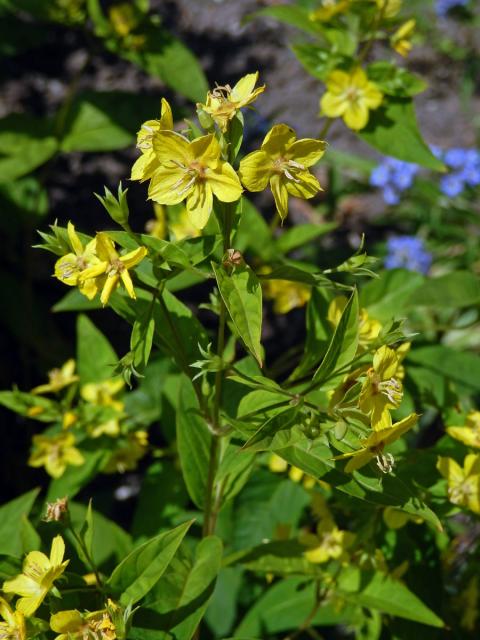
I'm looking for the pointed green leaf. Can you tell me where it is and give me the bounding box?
[312,289,359,385]
[0,489,40,556]
[107,519,193,606]
[77,314,118,383]
[176,379,211,509]
[213,263,263,366]
[358,98,445,170]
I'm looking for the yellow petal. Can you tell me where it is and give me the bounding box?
[3,574,42,598]
[25,550,51,575]
[159,97,173,130]
[320,91,347,118]
[286,139,326,167]
[285,170,321,199]
[238,150,272,191]
[345,449,374,472]
[120,246,147,269]
[325,70,350,93]
[100,274,120,306]
[64,447,85,466]
[54,254,80,286]
[50,610,84,633]
[16,595,44,617]
[261,124,297,157]
[131,150,158,182]
[350,66,368,88]
[79,277,99,300]
[191,133,221,163]
[343,101,369,131]
[380,413,418,446]
[305,545,330,564]
[370,400,393,432]
[270,174,289,220]
[120,269,136,299]
[67,222,83,256]
[207,161,243,202]
[437,456,463,485]
[50,535,65,565]
[363,82,383,109]
[96,233,118,263]
[148,164,191,205]
[231,72,258,102]
[152,130,191,165]
[78,261,108,281]
[186,182,213,229]
[373,346,398,379]
[447,427,480,448]
[464,453,480,476]
[268,454,288,473]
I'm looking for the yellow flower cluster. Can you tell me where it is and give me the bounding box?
[54,223,147,306]
[131,75,326,224]
[438,410,480,515]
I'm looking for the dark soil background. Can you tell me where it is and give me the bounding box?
[1,0,479,501]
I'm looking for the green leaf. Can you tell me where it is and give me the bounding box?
[235,577,358,636]
[408,271,480,308]
[60,91,162,152]
[0,114,57,182]
[407,345,480,393]
[250,6,321,35]
[135,536,223,640]
[290,288,331,380]
[312,289,359,385]
[224,539,313,576]
[111,24,208,102]
[176,379,211,509]
[215,443,255,506]
[358,98,445,170]
[69,501,132,568]
[367,62,427,98]
[336,566,444,628]
[52,289,102,312]
[242,408,302,452]
[205,568,243,638]
[76,314,118,383]
[361,269,424,323]
[0,390,60,422]
[107,519,193,606]
[0,489,39,556]
[213,263,263,367]
[131,313,155,375]
[276,223,337,254]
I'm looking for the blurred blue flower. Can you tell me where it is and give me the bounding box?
[437,147,480,196]
[370,157,418,205]
[436,0,468,17]
[385,236,432,274]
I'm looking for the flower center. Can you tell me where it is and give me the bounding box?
[376,452,395,474]
[170,160,208,196]
[107,259,125,276]
[449,479,474,505]
[369,370,402,406]
[345,85,361,104]
[272,157,306,182]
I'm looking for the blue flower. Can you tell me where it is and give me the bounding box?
[436,146,480,196]
[370,157,418,205]
[436,0,468,17]
[385,236,432,274]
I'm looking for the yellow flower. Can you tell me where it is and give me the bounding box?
[170,207,202,241]
[62,411,77,429]
[103,431,148,473]
[148,132,243,229]
[54,222,101,300]
[239,124,325,221]
[50,608,116,640]
[0,597,26,640]
[447,411,480,449]
[334,413,418,473]
[301,519,354,564]
[81,378,124,411]
[437,453,480,514]
[391,19,415,57]
[268,453,288,473]
[78,233,147,306]
[328,296,381,348]
[31,359,79,395]
[131,98,173,182]
[262,276,311,314]
[375,0,402,18]
[320,67,383,131]
[29,432,84,478]
[198,72,265,132]
[145,203,167,239]
[309,0,351,22]
[3,536,69,616]
[359,345,403,431]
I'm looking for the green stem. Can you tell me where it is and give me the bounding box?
[68,525,104,592]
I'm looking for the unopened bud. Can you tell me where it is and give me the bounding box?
[44,496,69,522]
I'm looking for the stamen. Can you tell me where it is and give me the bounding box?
[284,169,301,182]
[176,174,196,196]
[376,452,395,474]
[288,159,306,170]
[378,378,402,406]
